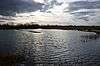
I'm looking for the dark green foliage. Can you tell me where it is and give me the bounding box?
[0,24,100,32]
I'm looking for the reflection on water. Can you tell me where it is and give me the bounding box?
[0,29,100,66]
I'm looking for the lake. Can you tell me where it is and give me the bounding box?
[0,29,100,66]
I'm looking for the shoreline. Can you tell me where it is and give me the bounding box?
[0,24,100,33]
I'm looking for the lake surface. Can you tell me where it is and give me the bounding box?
[0,29,100,66]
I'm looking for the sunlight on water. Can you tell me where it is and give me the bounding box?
[0,30,100,66]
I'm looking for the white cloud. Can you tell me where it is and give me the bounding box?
[34,0,45,3]
[1,0,100,26]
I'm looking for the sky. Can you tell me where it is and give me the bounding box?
[0,0,100,26]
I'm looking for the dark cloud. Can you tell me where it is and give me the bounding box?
[69,1,100,11]
[0,21,6,22]
[70,11,96,16]
[68,1,100,21]
[0,0,44,16]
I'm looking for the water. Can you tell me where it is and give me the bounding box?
[0,29,100,66]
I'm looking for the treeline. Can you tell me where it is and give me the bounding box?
[0,23,100,31]
[0,23,40,29]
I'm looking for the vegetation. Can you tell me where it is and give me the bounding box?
[0,23,99,29]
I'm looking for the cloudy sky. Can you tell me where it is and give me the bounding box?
[0,0,100,26]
